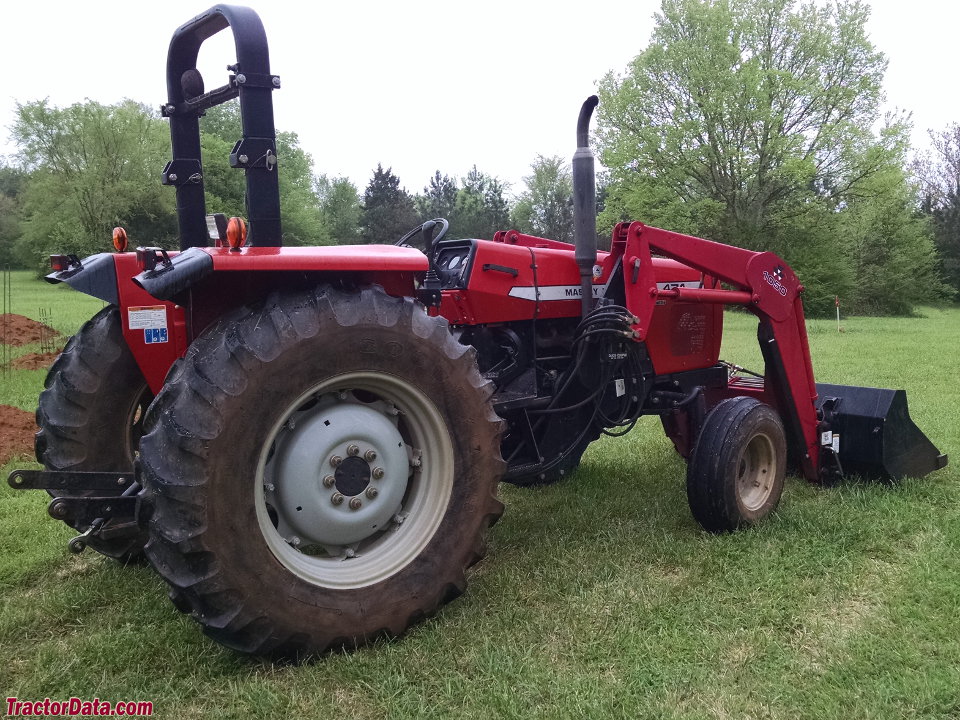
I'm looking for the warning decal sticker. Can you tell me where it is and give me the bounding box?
[128,305,169,344]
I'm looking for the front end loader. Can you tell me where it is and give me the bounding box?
[8,4,947,657]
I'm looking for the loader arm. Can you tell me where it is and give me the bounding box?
[619,221,821,480]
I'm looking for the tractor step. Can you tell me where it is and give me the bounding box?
[815,383,948,481]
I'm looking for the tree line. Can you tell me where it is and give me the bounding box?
[1,0,957,315]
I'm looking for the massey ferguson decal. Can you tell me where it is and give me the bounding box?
[508,285,607,301]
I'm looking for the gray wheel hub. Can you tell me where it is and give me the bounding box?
[264,393,409,546]
[256,371,454,590]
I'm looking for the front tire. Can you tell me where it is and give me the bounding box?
[686,397,786,533]
[140,286,504,657]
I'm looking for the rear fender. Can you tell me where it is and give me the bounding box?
[47,252,186,393]
[133,245,429,301]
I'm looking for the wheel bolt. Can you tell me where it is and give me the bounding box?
[366,487,379,499]
[349,497,362,510]
[372,467,385,480]
[322,475,335,488]
[290,536,301,547]
[364,449,377,462]
[347,444,360,456]
[330,455,343,467]
[331,492,344,506]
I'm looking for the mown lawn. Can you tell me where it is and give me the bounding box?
[1,270,958,720]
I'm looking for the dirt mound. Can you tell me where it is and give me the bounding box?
[12,351,61,370]
[1,314,60,347]
[0,404,36,465]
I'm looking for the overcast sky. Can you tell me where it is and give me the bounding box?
[2,0,958,197]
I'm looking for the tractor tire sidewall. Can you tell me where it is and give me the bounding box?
[141,287,504,655]
[686,397,786,533]
[35,306,151,560]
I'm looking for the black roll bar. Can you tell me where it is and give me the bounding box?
[161,4,282,249]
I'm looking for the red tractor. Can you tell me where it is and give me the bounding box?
[9,5,946,657]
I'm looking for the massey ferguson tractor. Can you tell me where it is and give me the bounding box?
[8,5,947,657]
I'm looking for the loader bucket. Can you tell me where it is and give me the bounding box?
[816,383,948,481]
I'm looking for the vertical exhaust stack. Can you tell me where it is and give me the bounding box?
[573,95,599,318]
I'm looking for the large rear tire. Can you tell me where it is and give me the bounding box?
[35,306,152,561]
[686,397,786,533]
[139,286,504,657]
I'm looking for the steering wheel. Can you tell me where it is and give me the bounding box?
[394,218,449,254]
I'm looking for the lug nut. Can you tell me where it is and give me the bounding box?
[365,487,379,499]
[364,449,377,462]
[331,492,344,506]
[330,455,343,468]
[322,475,335,488]
[290,536,301,547]
[372,467,385,480]
[347,444,360,457]
[349,497,362,510]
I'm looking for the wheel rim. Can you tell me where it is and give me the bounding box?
[124,384,153,462]
[736,432,776,512]
[255,371,454,589]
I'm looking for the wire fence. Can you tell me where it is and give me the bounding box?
[1,266,10,376]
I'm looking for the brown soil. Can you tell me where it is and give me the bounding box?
[12,351,61,370]
[1,314,60,347]
[0,404,36,466]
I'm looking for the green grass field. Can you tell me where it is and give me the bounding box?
[2,270,958,720]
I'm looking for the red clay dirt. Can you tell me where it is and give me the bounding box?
[0,404,36,466]
[11,351,61,370]
[0,314,59,347]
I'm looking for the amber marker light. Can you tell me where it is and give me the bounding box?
[227,216,247,251]
[113,227,129,252]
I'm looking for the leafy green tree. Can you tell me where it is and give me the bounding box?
[275,130,326,246]
[0,163,26,268]
[596,0,943,313]
[12,99,175,272]
[417,171,458,220]
[448,166,510,239]
[915,123,960,293]
[317,175,361,245]
[599,0,887,243]
[361,164,417,243]
[510,155,573,243]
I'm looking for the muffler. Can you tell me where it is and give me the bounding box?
[816,383,948,481]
